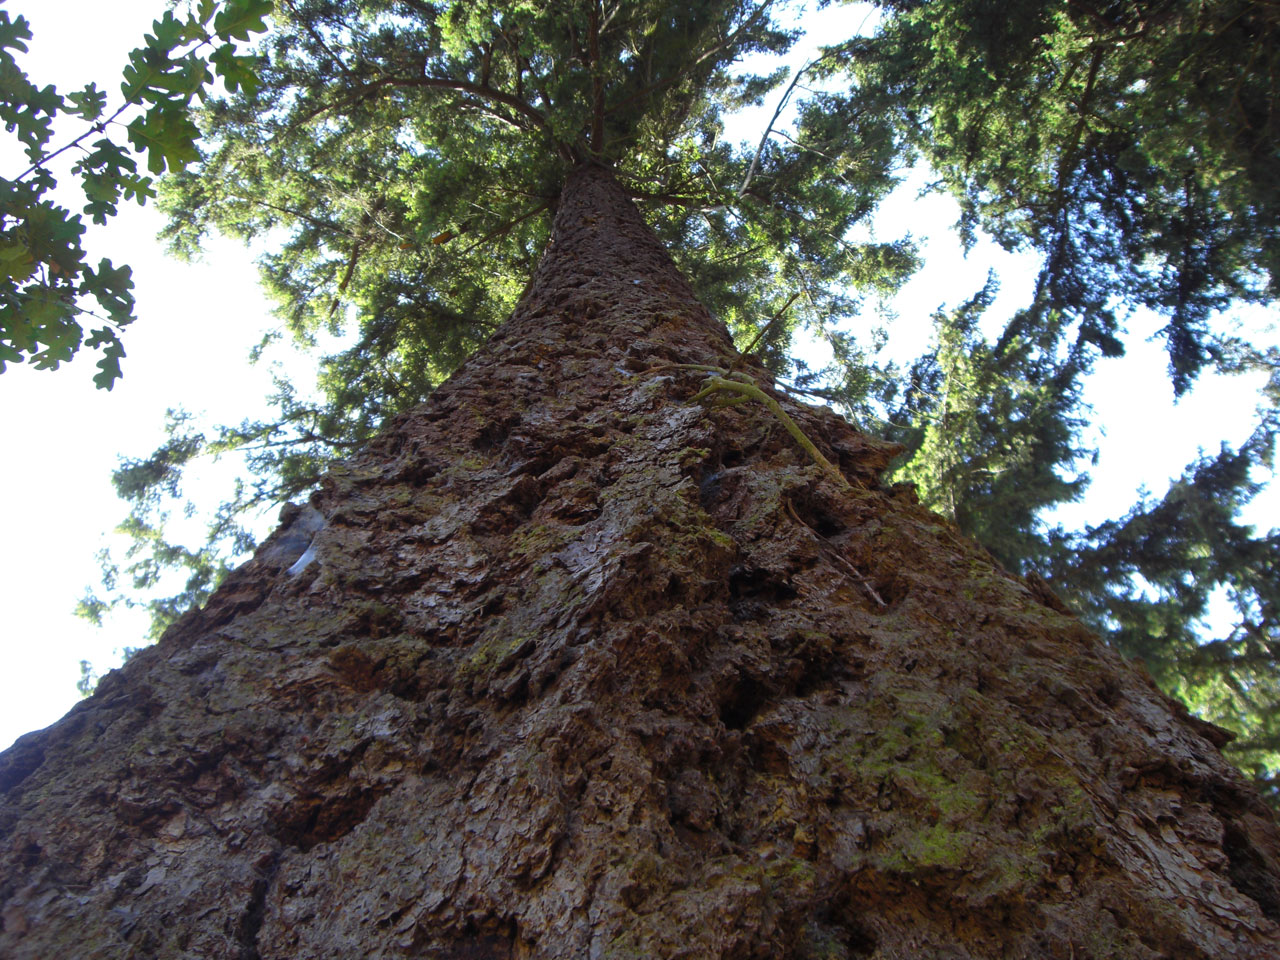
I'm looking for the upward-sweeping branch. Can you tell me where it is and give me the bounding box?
[380,74,558,140]
[588,0,605,156]
[293,70,574,161]
[602,0,777,120]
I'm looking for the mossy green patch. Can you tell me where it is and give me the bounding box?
[764,855,817,894]
[509,522,579,563]
[677,446,711,468]
[460,619,536,682]
[880,822,981,872]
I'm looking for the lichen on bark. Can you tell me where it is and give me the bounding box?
[2,163,1279,959]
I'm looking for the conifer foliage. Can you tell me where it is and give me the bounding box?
[842,0,1280,390]
[830,0,1280,792]
[3,3,1280,951]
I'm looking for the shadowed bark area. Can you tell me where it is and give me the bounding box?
[2,164,1279,959]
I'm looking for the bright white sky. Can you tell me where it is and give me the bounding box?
[1,0,1275,752]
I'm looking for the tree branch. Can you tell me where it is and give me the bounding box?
[232,195,356,239]
[603,0,775,120]
[373,74,554,135]
[15,102,131,182]
[588,0,605,156]
[739,66,807,198]
[458,200,552,256]
[621,181,719,210]
[293,67,572,161]
[738,42,854,198]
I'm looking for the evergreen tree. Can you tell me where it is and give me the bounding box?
[823,0,1280,787]
[3,2,1280,954]
[44,0,1278,801]
[5,96,1280,960]
[52,0,1279,801]
[87,0,915,636]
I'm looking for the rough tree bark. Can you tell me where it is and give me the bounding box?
[2,163,1279,959]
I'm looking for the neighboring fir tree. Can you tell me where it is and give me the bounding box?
[823,0,1280,788]
[840,0,1278,391]
[1043,413,1280,798]
[877,273,1090,571]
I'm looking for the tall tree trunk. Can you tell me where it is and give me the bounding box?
[3,163,1279,959]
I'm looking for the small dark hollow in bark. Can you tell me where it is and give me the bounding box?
[1224,822,1280,921]
[719,670,772,731]
[272,786,384,852]
[790,490,847,538]
[728,565,798,605]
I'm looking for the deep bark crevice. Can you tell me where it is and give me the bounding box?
[236,848,281,960]
[1223,820,1280,921]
